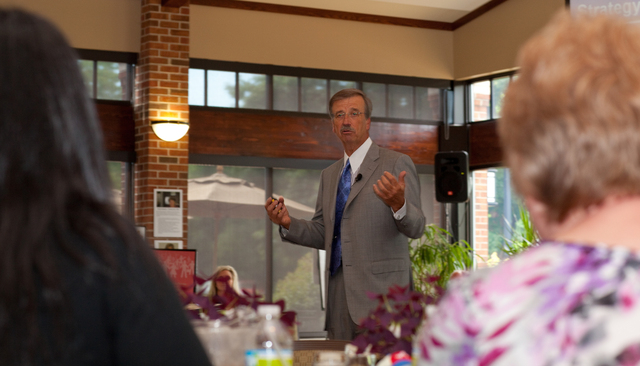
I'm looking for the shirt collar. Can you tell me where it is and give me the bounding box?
[343,137,372,177]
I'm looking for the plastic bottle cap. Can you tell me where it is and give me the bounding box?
[257,304,281,316]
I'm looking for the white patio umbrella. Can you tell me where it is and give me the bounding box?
[188,171,315,271]
[188,172,315,219]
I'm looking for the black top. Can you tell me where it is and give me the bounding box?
[37,234,213,366]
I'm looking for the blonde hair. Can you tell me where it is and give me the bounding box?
[209,265,242,297]
[499,11,640,223]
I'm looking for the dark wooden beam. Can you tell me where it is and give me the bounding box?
[162,0,189,8]
[191,0,453,31]
[95,101,135,153]
[189,108,438,165]
[452,0,510,30]
[469,120,503,168]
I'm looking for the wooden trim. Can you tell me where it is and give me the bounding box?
[452,0,510,30]
[468,120,503,167]
[162,0,189,7]
[75,48,138,64]
[191,0,453,30]
[293,340,350,351]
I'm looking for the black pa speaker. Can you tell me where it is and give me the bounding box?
[435,151,469,203]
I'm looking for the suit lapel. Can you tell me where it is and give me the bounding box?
[346,143,380,207]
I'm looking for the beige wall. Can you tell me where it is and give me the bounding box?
[0,0,140,52]
[0,0,567,81]
[191,5,454,79]
[453,0,565,80]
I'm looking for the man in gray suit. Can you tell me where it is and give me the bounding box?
[265,88,426,340]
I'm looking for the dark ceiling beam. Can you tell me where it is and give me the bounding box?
[191,0,454,31]
[192,0,510,31]
[452,0,510,30]
[162,0,189,8]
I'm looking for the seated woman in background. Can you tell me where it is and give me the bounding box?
[209,265,243,309]
[417,11,640,365]
[0,9,210,365]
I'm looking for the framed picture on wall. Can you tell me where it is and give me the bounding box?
[154,240,183,250]
[153,249,196,294]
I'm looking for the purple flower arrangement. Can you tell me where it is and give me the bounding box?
[351,279,443,357]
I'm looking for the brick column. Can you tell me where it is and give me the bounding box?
[134,0,190,247]
[473,171,489,268]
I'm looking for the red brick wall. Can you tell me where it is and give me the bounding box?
[473,170,489,268]
[134,0,190,247]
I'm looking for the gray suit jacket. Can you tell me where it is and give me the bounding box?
[282,143,426,323]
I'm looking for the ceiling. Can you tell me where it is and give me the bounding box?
[235,0,495,23]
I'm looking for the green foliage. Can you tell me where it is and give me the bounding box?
[273,252,318,311]
[502,203,540,257]
[487,168,523,257]
[106,161,123,190]
[409,224,474,297]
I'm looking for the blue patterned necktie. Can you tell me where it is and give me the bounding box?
[330,159,351,276]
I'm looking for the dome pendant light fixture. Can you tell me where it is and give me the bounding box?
[151,120,189,142]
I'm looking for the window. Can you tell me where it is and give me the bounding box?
[330,80,357,97]
[470,80,490,122]
[207,70,236,108]
[363,82,386,117]
[388,84,414,119]
[416,87,442,121]
[77,56,134,102]
[472,167,526,268]
[301,78,327,113]
[188,59,448,123]
[188,69,205,106]
[239,73,267,109]
[468,73,516,122]
[492,77,510,119]
[107,161,127,215]
[273,75,299,112]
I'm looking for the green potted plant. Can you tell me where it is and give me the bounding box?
[502,203,540,257]
[349,225,475,360]
[409,224,474,298]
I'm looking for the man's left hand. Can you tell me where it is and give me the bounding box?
[373,171,406,212]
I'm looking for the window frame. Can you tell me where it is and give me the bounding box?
[466,71,517,123]
[76,48,137,102]
[189,59,451,125]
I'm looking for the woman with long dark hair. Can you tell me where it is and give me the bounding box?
[0,9,211,365]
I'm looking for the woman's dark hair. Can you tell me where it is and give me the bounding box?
[0,9,145,363]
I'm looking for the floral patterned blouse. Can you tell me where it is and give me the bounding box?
[415,241,640,366]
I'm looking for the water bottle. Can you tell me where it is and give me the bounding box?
[245,304,293,366]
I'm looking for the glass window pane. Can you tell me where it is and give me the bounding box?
[416,87,442,121]
[273,167,322,334]
[273,75,299,112]
[301,78,327,114]
[329,80,357,97]
[492,77,510,119]
[472,167,526,268]
[418,173,437,228]
[238,73,267,110]
[78,60,94,98]
[470,80,490,122]
[188,165,267,295]
[207,70,236,108]
[96,61,129,101]
[188,69,205,106]
[389,84,414,119]
[363,82,386,117]
[107,161,125,214]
